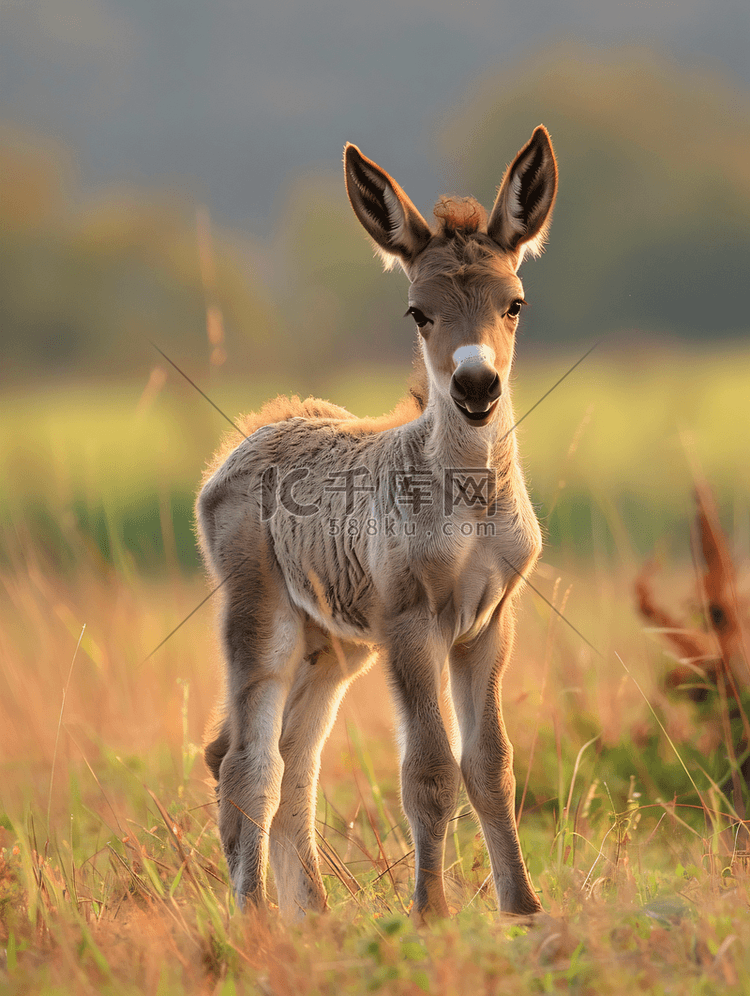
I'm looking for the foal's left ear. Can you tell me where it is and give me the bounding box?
[487,126,558,268]
[344,143,432,271]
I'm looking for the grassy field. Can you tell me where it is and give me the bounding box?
[2,342,749,571]
[1,344,749,993]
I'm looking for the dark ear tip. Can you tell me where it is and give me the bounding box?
[344,142,362,163]
[531,124,552,146]
[529,125,557,181]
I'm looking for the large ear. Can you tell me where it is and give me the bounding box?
[344,143,432,271]
[487,126,558,268]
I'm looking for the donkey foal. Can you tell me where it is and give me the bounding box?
[198,126,558,923]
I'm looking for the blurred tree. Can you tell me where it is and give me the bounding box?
[0,129,279,383]
[435,43,750,345]
[5,44,749,388]
[269,172,412,379]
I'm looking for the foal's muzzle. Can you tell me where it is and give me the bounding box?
[450,362,502,427]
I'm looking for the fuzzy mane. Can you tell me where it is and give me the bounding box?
[200,350,430,490]
[433,196,487,235]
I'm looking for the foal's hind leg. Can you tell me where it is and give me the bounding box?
[270,641,375,918]
[449,608,542,916]
[215,567,304,909]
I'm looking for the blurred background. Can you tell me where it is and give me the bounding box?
[1,1,749,572]
[2,4,750,927]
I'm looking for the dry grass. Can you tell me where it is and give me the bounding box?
[2,353,750,993]
[2,533,750,994]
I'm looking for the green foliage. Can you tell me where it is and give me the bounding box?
[4,47,749,392]
[0,131,279,383]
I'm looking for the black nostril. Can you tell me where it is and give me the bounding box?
[449,375,468,403]
[450,365,501,410]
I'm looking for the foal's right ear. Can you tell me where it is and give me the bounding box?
[344,144,432,271]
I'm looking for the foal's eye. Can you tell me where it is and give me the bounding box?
[506,299,525,319]
[405,307,432,329]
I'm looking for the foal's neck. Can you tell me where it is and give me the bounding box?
[419,389,519,480]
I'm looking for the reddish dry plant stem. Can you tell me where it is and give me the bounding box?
[636,483,748,699]
[636,482,750,843]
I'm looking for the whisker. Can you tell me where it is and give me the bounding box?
[148,340,248,439]
[502,555,604,659]
[499,334,610,445]
[141,563,242,664]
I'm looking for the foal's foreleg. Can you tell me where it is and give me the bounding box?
[449,609,542,915]
[216,588,303,909]
[386,619,460,924]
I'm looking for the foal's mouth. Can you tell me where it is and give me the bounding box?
[453,398,499,427]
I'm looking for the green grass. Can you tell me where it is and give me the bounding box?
[1,541,749,994]
[2,612,749,996]
[1,344,750,993]
[2,343,749,572]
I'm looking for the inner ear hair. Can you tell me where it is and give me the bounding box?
[487,126,558,263]
[344,143,431,268]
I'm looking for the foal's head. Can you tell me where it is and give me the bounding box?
[344,127,558,428]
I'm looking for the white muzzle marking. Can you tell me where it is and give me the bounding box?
[452,344,496,371]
